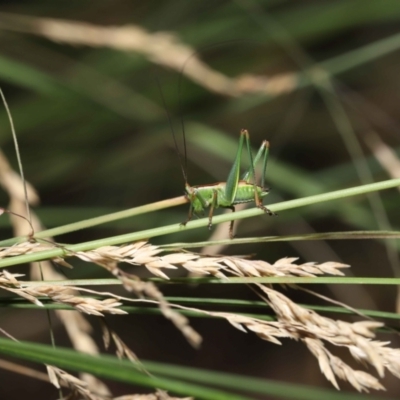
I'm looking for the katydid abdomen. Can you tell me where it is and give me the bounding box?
[231,181,269,204]
[187,182,269,212]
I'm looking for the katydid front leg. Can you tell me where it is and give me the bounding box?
[180,201,193,227]
[182,186,208,227]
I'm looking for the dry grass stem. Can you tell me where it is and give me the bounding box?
[0,359,51,384]
[163,289,394,392]
[0,270,126,316]
[47,365,104,400]
[305,338,385,392]
[256,286,396,391]
[364,132,400,181]
[77,242,399,391]
[100,320,147,373]
[0,148,39,206]
[49,365,192,400]
[118,277,201,348]
[74,241,349,280]
[114,390,193,400]
[1,239,400,391]
[0,138,111,394]
[0,12,297,98]
[0,240,57,258]
[79,245,202,349]
[0,240,203,348]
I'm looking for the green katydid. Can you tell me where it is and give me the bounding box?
[158,50,275,238]
[177,128,275,238]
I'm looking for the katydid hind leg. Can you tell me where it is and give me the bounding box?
[260,140,270,189]
[242,139,269,186]
[243,129,257,185]
[258,141,276,216]
[242,130,267,212]
[242,137,276,216]
[252,187,275,216]
[258,201,275,216]
[224,130,246,204]
[227,205,236,239]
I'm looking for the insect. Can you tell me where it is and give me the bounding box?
[178,128,275,238]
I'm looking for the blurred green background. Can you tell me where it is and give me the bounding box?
[1,0,400,398]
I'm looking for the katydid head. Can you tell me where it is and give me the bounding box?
[184,183,194,199]
[184,183,205,215]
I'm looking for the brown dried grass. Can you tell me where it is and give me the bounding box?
[1,239,400,392]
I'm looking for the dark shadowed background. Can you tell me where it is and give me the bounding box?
[0,1,400,398]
